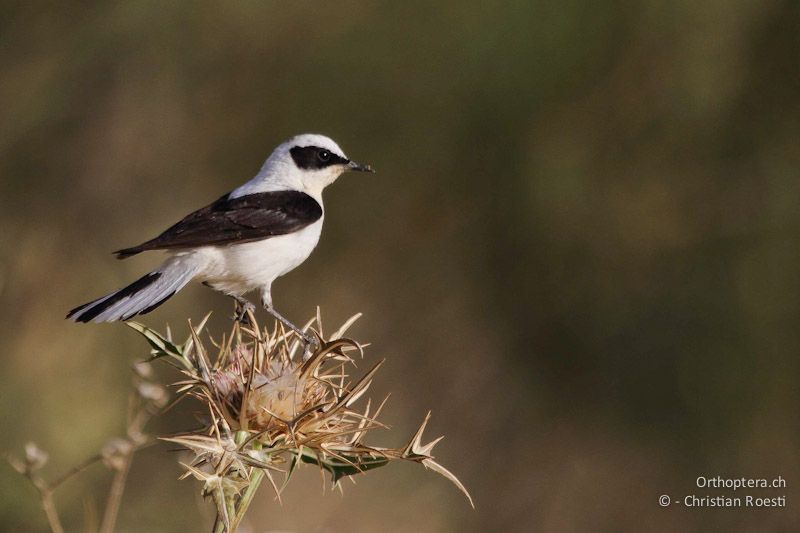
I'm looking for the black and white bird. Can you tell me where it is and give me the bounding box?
[67,133,373,337]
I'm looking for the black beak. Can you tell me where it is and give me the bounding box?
[346,160,375,173]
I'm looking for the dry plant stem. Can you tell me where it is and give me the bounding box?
[99,396,153,533]
[49,454,103,490]
[11,333,168,532]
[38,490,63,533]
[29,476,64,533]
[19,440,154,533]
[99,452,133,533]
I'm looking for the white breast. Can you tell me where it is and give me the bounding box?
[189,218,324,296]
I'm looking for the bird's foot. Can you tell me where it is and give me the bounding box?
[301,332,320,360]
[232,299,256,325]
[283,322,317,349]
[264,305,319,356]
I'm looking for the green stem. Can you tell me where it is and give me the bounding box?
[228,435,265,532]
[228,469,264,532]
[211,433,266,532]
[212,491,228,533]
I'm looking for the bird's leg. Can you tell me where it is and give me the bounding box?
[264,305,318,349]
[230,294,256,324]
[259,288,318,357]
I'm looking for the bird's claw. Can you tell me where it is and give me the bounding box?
[304,332,319,347]
[301,334,319,359]
[232,301,256,324]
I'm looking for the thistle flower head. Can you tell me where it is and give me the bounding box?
[127,310,472,529]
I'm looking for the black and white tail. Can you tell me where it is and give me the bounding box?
[67,260,197,323]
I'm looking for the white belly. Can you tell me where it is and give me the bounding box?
[187,219,323,296]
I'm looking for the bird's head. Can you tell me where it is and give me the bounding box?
[261,134,373,196]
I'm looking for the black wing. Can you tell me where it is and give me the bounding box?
[115,190,322,258]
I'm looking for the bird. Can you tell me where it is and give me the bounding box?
[67,133,373,340]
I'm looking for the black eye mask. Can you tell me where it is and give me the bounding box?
[290,145,348,170]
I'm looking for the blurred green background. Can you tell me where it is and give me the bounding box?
[2,1,799,531]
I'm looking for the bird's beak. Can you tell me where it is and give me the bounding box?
[346,160,375,173]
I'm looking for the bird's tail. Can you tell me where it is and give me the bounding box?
[67,259,198,323]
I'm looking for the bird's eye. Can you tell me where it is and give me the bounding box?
[318,150,331,162]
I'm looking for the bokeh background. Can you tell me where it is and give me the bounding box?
[2,1,799,531]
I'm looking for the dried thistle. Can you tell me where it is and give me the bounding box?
[128,310,472,531]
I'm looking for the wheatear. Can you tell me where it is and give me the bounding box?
[67,133,372,339]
